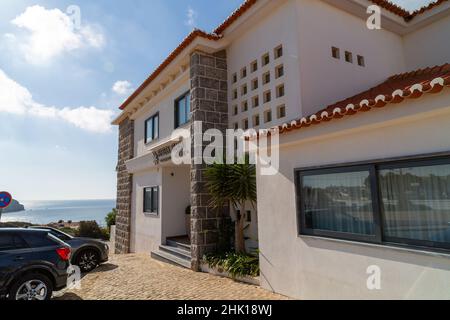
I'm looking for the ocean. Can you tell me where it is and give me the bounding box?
[0,199,116,227]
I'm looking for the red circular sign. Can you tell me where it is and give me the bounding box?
[0,191,12,209]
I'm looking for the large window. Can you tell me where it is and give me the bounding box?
[297,156,450,251]
[144,187,159,215]
[145,113,159,144]
[175,92,191,128]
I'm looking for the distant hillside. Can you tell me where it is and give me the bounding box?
[2,199,25,213]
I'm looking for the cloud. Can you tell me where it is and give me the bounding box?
[8,5,105,65]
[112,80,133,96]
[185,7,198,28]
[0,68,114,133]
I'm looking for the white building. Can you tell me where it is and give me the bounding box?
[113,0,450,299]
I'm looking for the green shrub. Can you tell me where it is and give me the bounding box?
[105,208,117,228]
[77,221,108,240]
[203,251,260,278]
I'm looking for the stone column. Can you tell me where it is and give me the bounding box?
[115,117,134,254]
[190,50,229,271]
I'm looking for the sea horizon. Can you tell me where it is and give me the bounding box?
[1,199,117,226]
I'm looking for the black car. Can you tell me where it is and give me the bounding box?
[29,227,109,273]
[0,228,71,300]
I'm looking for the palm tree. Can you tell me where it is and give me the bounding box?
[205,158,256,253]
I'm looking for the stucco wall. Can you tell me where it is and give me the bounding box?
[130,169,162,253]
[161,166,191,240]
[133,80,190,159]
[403,14,450,70]
[257,93,450,299]
[227,0,302,128]
[295,0,406,118]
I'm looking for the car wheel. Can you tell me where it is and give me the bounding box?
[76,249,99,273]
[9,273,53,301]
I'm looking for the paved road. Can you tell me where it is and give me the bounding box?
[54,253,287,300]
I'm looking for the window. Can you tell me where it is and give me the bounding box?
[262,72,271,85]
[276,84,285,98]
[233,89,238,100]
[145,113,159,143]
[277,104,286,119]
[175,92,191,128]
[233,105,238,116]
[0,233,28,251]
[274,45,283,59]
[241,101,248,112]
[275,64,284,79]
[264,110,272,123]
[232,73,237,83]
[345,51,353,63]
[253,114,260,127]
[251,60,258,73]
[297,156,450,251]
[357,55,365,67]
[241,84,248,96]
[144,187,159,214]
[252,96,260,108]
[263,90,271,103]
[234,122,239,130]
[241,67,247,79]
[252,78,259,91]
[242,118,249,130]
[21,233,56,248]
[262,53,270,66]
[332,47,340,59]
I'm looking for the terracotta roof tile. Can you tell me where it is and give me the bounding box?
[214,0,258,34]
[368,0,449,21]
[259,63,450,138]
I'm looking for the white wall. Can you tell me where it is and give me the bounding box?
[403,14,450,70]
[131,169,162,253]
[161,166,191,240]
[295,0,406,117]
[134,80,190,159]
[227,0,302,129]
[257,93,450,299]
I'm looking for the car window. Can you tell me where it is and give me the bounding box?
[21,232,58,248]
[0,233,16,251]
[49,230,71,241]
[0,233,29,251]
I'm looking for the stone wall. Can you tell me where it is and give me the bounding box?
[115,117,134,254]
[190,50,229,271]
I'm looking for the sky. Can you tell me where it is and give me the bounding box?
[0,0,436,201]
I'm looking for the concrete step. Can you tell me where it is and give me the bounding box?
[151,250,191,269]
[159,244,191,260]
[166,239,191,252]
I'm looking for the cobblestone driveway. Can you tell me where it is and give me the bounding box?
[54,254,287,300]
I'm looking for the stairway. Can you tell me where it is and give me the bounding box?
[151,237,191,269]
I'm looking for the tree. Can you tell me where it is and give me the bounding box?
[105,208,117,229]
[205,158,256,253]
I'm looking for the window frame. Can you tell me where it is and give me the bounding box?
[143,186,159,215]
[145,112,160,144]
[295,153,450,253]
[174,91,191,129]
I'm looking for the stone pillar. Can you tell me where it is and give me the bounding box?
[190,50,229,271]
[115,117,134,254]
